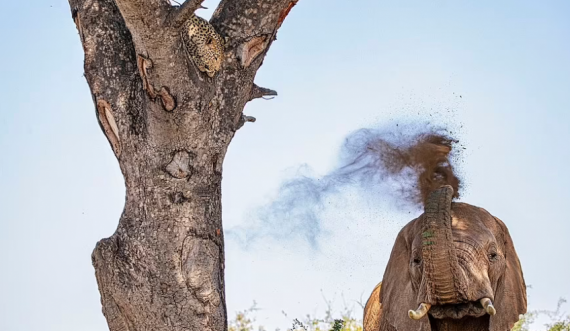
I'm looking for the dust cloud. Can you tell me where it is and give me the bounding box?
[228,121,463,248]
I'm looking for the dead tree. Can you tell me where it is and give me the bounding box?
[67,0,297,330]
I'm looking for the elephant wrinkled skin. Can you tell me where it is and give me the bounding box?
[363,186,526,331]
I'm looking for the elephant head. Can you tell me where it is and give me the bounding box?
[363,186,526,331]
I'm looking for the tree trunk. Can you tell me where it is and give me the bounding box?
[67,0,298,330]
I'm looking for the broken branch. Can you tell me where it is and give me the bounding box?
[244,115,256,122]
[236,114,257,131]
[249,84,278,101]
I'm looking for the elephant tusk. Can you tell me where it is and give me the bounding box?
[480,298,496,316]
[408,303,431,320]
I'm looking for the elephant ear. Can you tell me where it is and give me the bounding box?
[490,217,527,331]
[379,223,430,331]
[363,282,382,331]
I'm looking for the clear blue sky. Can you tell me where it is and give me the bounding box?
[1,0,569,330]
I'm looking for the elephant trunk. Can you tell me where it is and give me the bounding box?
[419,185,467,305]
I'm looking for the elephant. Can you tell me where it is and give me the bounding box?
[363,185,526,331]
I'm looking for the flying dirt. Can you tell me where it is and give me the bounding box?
[358,130,461,207]
[229,121,464,247]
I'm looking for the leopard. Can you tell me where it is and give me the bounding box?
[180,15,225,78]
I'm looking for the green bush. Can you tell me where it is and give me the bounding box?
[512,299,570,331]
[229,298,569,331]
[228,301,362,331]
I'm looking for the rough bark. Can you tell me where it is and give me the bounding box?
[68,0,299,330]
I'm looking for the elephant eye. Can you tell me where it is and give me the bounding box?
[413,257,422,265]
[488,252,498,262]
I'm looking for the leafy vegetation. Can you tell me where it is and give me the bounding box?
[228,301,362,331]
[229,298,569,331]
[512,299,570,331]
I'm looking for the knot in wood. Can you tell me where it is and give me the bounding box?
[166,151,193,179]
[96,99,121,157]
[237,36,268,68]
